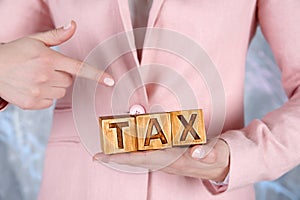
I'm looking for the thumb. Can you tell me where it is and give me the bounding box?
[29,20,76,46]
[190,138,219,163]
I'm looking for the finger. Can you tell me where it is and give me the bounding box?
[105,152,142,165]
[49,71,73,88]
[93,152,139,166]
[93,153,111,163]
[190,138,219,163]
[29,20,76,47]
[43,87,67,100]
[94,151,155,168]
[35,99,54,109]
[21,99,54,110]
[94,149,181,170]
[54,54,115,87]
[161,166,179,175]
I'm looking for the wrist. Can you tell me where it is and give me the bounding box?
[211,138,230,182]
[211,165,230,182]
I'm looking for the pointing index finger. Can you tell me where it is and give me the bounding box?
[55,54,115,87]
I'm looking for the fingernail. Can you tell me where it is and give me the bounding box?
[104,77,115,86]
[192,147,206,159]
[63,21,72,30]
[93,156,100,162]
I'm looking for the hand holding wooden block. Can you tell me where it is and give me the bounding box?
[99,109,206,154]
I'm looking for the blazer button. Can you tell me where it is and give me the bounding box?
[129,104,146,115]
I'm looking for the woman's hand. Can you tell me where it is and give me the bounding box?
[94,138,230,182]
[0,21,114,110]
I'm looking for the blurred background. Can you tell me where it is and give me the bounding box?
[0,28,300,200]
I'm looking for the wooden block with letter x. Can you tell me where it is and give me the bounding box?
[99,115,137,154]
[171,109,206,146]
[136,113,172,151]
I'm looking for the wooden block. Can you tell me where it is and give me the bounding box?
[136,113,172,151]
[171,109,206,146]
[99,115,137,154]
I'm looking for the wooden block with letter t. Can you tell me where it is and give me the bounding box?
[171,109,206,146]
[99,115,137,154]
[136,113,172,151]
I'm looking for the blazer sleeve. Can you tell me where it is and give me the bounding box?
[215,0,300,193]
[0,0,54,42]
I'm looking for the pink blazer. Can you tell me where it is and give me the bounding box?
[1,0,300,199]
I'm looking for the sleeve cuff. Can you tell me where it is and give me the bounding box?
[0,97,9,111]
[209,172,230,186]
[202,179,229,194]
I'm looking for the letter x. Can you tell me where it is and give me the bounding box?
[177,114,200,141]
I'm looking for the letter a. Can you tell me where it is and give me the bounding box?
[144,118,168,146]
[136,113,172,150]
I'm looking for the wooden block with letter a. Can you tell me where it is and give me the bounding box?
[136,113,172,151]
[171,109,206,146]
[99,115,137,154]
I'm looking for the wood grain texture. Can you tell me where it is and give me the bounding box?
[136,113,172,151]
[99,116,137,154]
[171,109,206,146]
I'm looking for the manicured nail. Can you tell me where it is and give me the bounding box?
[192,147,206,159]
[63,21,72,30]
[104,77,115,86]
[93,155,100,162]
